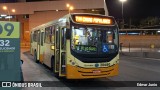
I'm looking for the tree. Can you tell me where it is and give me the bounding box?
[140,17,160,28]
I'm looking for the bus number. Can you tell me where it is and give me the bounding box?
[0,40,10,46]
[0,23,14,36]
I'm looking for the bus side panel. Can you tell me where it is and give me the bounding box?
[66,64,119,79]
[43,44,51,67]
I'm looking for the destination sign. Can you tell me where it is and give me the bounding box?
[75,16,113,25]
[75,45,97,52]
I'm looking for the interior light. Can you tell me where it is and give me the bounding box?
[109,41,112,43]
[108,31,111,34]
[1,14,7,17]
[66,3,70,7]
[51,45,55,50]
[5,16,12,19]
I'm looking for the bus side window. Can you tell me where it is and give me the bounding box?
[56,26,60,49]
[45,27,48,43]
[41,32,44,46]
[37,31,40,45]
[45,27,52,44]
[33,31,38,42]
[61,28,66,50]
[33,31,35,42]
[30,33,33,43]
[51,25,55,44]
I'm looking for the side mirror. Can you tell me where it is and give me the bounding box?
[66,28,70,39]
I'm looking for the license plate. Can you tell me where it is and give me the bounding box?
[93,70,101,73]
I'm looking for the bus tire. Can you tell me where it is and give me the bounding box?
[34,51,39,63]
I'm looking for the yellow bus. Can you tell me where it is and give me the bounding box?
[30,13,119,79]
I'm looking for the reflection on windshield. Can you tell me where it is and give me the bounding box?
[71,25,118,54]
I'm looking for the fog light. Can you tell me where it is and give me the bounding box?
[72,62,75,65]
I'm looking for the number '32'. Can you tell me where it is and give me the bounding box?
[0,40,10,46]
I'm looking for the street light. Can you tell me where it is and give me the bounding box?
[2,6,16,21]
[119,0,127,28]
[66,3,74,14]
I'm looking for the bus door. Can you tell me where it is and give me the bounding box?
[39,30,44,63]
[55,26,66,76]
[59,27,67,76]
[55,25,60,73]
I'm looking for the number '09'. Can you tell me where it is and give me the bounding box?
[0,23,14,36]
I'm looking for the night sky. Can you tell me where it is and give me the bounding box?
[106,0,160,19]
[1,0,160,19]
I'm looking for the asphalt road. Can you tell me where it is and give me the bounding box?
[21,48,160,90]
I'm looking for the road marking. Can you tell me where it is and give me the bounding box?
[143,57,160,61]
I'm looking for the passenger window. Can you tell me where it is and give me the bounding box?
[45,26,52,44]
[41,32,44,46]
[56,26,60,49]
[51,25,55,44]
[61,28,66,50]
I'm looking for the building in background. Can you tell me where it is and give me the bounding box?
[0,0,108,47]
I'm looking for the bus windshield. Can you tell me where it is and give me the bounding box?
[71,25,118,55]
